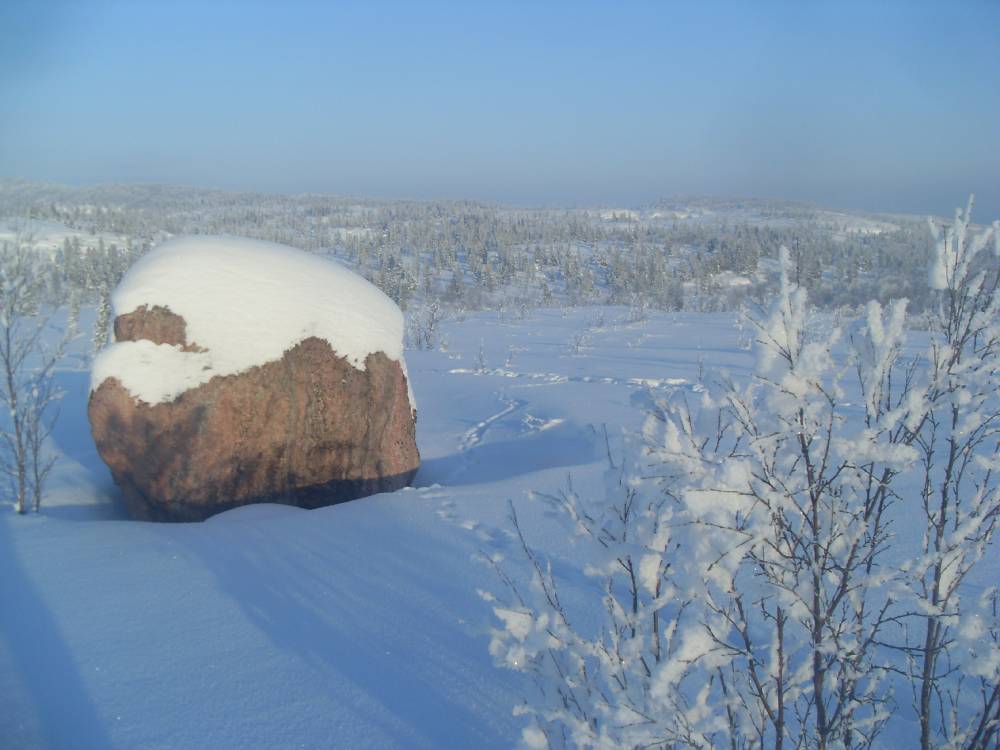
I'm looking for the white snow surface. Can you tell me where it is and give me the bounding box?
[5,307,722,750]
[91,236,406,404]
[5,307,996,748]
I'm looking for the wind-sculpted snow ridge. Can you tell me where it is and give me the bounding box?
[91,236,408,405]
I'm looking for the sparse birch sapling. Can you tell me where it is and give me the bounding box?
[1,238,71,514]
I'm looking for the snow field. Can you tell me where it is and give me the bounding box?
[9,303,993,747]
[3,307,736,749]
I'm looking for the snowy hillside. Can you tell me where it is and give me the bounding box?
[4,290,1000,748]
[2,200,998,749]
[0,217,130,255]
[0,179,940,318]
[0,308,735,749]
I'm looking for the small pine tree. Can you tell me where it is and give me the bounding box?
[476,339,488,374]
[92,285,112,357]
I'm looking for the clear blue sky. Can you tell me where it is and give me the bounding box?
[2,0,999,217]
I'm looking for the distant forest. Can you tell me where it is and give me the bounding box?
[0,179,940,330]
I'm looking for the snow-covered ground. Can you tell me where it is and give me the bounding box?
[6,298,996,748]
[1,307,740,750]
[0,217,128,254]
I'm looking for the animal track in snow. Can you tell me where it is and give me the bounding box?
[457,397,526,451]
[448,367,688,391]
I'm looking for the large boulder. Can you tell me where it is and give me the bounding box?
[88,237,419,521]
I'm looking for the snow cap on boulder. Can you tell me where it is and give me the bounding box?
[91,235,408,405]
[88,235,419,521]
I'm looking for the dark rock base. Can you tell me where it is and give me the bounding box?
[119,469,420,522]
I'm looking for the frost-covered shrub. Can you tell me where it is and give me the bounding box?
[640,249,915,748]
[486,199,1000,750]
[482,459,715,749]
[406,300,447,351]
[1,239,72,514]
[903,199,1000,750]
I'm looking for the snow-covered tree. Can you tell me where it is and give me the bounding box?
[1,238,71,514]
[476,338,489,374]
[92,283,112,357]
[482,454,713,748]
[904,198,1000,750]
[627,247,913,749]
[406,300,447,351]
[486,199,1000,749]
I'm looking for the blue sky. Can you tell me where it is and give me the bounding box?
[2,0,998,217]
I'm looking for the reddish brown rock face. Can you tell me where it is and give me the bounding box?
[113,305,206,351]
[89,306,419,521]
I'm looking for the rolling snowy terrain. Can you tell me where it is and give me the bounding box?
[1,307,738,749]
[2,190,998,749]
[6,1,999,744]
